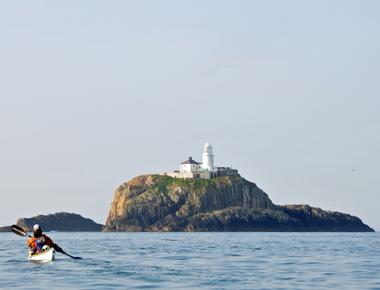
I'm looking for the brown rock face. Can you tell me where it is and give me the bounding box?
[105,174,274,231]
[105,174,374,232]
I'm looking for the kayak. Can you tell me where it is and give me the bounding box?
[28,247,55,262]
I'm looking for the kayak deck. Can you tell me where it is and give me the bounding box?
[28,247,55,262]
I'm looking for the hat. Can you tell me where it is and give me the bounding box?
[33,224,41,231]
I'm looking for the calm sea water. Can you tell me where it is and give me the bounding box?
[1,232,379,289]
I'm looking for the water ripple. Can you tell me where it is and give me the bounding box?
[1,232,380,289]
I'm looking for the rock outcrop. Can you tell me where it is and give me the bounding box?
[0,226,11,232]
[15,212,103,232]
[104,174,373,232]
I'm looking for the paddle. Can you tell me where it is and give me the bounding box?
[11,225,82,260]
[52,244,82,260]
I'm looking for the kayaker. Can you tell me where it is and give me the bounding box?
[27,224,54,254]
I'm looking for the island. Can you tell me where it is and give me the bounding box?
[104,143,373,232]
[0,226,11,232]
[1,212,103,232]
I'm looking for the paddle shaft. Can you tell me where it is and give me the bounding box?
[53,244,82,259]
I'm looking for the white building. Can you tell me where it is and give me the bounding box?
[180,156,201,173]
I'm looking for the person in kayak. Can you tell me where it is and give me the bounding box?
[27,224,54,254]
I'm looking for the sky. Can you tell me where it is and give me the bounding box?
[0,0,379,230]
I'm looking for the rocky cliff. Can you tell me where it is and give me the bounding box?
[105,174,373,232]
[15,212,103,232]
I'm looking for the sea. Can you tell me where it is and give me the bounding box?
[1,232,379,290]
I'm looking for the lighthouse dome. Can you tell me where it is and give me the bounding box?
[204,143,212,154]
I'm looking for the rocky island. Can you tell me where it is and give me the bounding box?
[1,212,103,232]
[0,226,12,232]
[104,174,373,232]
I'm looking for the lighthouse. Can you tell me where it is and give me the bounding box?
[164,142,238,179]
[202,143,214,172]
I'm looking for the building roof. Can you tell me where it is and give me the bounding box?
[181,156,200,165]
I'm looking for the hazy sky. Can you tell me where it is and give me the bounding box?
[1,1,379,230]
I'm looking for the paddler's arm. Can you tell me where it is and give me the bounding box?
[44,235,54,247]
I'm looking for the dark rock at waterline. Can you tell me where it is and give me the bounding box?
[104,174,374,232]
[15,212,103,232]
[0,226,12,232]
[177,205,374,232]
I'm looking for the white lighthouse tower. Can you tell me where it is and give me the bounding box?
[202,143,214,172]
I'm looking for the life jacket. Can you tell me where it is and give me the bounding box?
[28,235,53,253]
[28,237,37,251]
